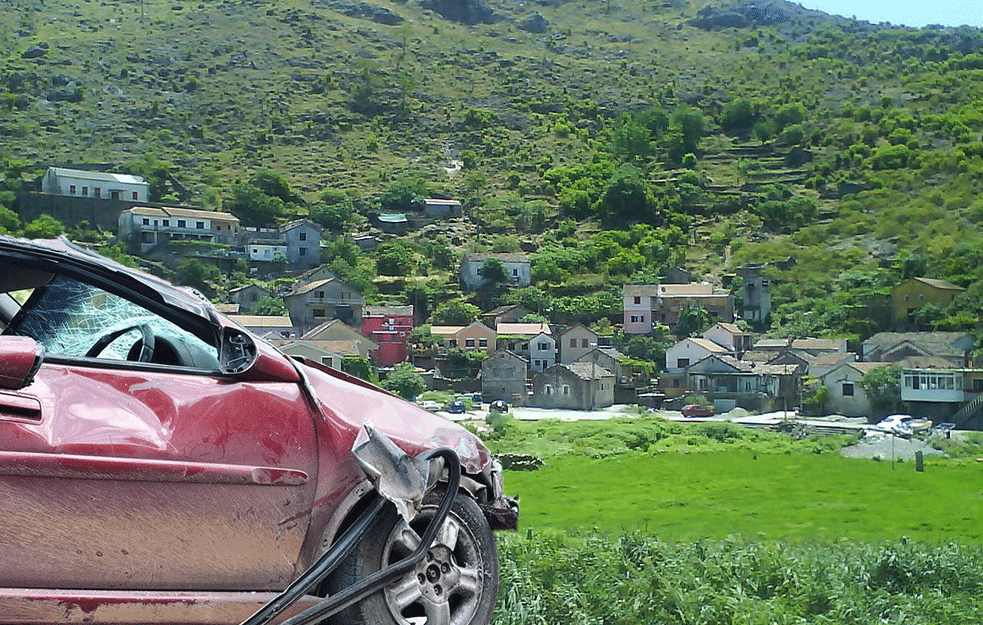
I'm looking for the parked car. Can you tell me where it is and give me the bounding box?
[490,399,509,413]
[681,403,715,417]
[0,236,518,625]
[873,414,932,438]
[448,399,467,414]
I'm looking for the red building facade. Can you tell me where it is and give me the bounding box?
[361,305,414,366]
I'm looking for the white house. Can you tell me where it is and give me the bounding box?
[528,332,557,373]
[703,323,754,357]
[665,337,731,371]
[819,361,890,418]
[461,253,531,290]
[118,206,240,253]
[43,167,150,202]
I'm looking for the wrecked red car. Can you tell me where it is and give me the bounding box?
[0,236,517,625]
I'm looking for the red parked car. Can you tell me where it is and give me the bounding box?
[681,404,715,417]
[0,236,517,625]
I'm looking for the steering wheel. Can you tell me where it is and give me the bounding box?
[84,324,156,362]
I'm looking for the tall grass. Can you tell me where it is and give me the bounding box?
[496,533,983,625]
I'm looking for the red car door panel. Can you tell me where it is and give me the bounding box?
[0,362,319,591]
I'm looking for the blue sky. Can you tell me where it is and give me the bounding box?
[795,0,982,28]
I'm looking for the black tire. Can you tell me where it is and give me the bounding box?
[328,489,499,625]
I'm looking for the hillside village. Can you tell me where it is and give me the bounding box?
[15,165,983,430]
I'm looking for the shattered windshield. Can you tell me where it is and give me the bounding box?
[4,274,217,364]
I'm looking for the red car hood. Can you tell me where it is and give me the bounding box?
[298,359,491,475]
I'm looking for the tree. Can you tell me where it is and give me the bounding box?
[0,205,19,233]
[379,178,427,213]
[431,300,480,325]
[228,183,285,228]
[859,364,903,417]
[374,241,415,276]
[675,303,710,338]
[310,188,363,233]
[253,296,287,316]
[177,258,220,292]
[23,214,64,238]
[250,170,302,206]
[596,164,657,225]
[478,258,507,284]
[380,362,426,400]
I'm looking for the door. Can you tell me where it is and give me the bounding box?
[0,275,318,591]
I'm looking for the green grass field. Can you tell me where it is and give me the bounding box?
[488,419,983,625]
[492,419,983,543]
[506,452,983,543]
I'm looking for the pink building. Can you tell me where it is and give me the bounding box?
[361,305,414,366]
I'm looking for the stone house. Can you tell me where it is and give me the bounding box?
[480,350,528,404]
[430,322,497,354]
[559,324,599,365]
[284,278,364,335]
[423,198,462,219]
[229,284,271,314]
[480,304,531,328]
[529,362,615,410]
[862,332,975,367]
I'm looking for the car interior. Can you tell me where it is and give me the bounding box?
[0,263,220,371]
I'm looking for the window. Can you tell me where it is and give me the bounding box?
[69,185,76,194]
[538,342,550,350]
[178,220,186,228]
[313,309,325,318]
[4,274,218,368]
[630,315,639,323]
[315,291,324,299]
[544,384,553,395]
[512,268,518,277]
[163,220,169,226]
[299,232,307,241]
[465,339,476,348]
[562,385,570,395]
[94,187,101,198]
[82,186,88,196]
[842,383,855,397]
[299,248,307,256]
[478,338,488,348]
[676,358,690,368]
[132,191,138,200]
[448,339,458,348]
[639,315,645,323]
[570,338,577,348]
[633,296,641,305]
[142,218,150,225]
[196,222,205,230]
[581,338,589,348]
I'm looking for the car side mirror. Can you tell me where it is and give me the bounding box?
[0,336,44,390]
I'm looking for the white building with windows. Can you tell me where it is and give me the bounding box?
[43,167,150,202]
[118,206,240,253]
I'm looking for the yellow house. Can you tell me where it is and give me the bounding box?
[891,277,964,328]
[431,322,497,354]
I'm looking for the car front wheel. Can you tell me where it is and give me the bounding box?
[329,489,499,625]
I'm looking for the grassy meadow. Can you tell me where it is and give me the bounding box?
[505,451,983,543]
[487,416,983,624]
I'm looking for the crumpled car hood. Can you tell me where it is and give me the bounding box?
[299,360,490,475]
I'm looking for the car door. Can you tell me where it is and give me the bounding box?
[0,275,319,592]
